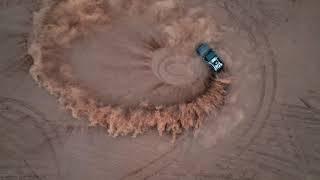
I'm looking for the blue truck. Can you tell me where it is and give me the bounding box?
[196,43,224,72]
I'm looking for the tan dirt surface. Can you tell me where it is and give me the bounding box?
[1,0,320,180]
[28,0,230,137]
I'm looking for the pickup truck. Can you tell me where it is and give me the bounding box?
[196,43,224,72]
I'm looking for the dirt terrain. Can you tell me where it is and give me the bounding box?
[1,0,320,180]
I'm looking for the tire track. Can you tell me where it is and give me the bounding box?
[124,0,279,178]
[216,0,277,156]
[0,97,61,180]
[118,133,190,180]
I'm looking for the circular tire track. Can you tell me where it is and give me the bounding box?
[0,97,61,179]
[3,1,318,180]
[176,0,277,154]
[220,0,277,153]
[118,0,278,179]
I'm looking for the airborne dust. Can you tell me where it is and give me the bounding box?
[29,0,230,137]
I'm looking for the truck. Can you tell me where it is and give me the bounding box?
[196,43,224,72]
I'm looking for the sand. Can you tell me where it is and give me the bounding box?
[28,0,230,137]
[2,0,320,179]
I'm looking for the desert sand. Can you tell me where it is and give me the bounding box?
[28,0,230,137]
[1,0,320,180]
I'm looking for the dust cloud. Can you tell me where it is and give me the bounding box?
[29,0,230,137]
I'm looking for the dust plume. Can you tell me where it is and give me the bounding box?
[29,0,230,137]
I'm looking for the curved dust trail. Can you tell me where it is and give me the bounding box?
[28,0,230,137]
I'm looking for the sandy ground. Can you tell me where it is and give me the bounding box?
[1,0,320,180]
[27,0,230,137]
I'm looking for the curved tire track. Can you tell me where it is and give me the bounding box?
[0,97,61,179]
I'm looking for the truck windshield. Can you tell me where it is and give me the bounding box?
[205,50,216,62]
